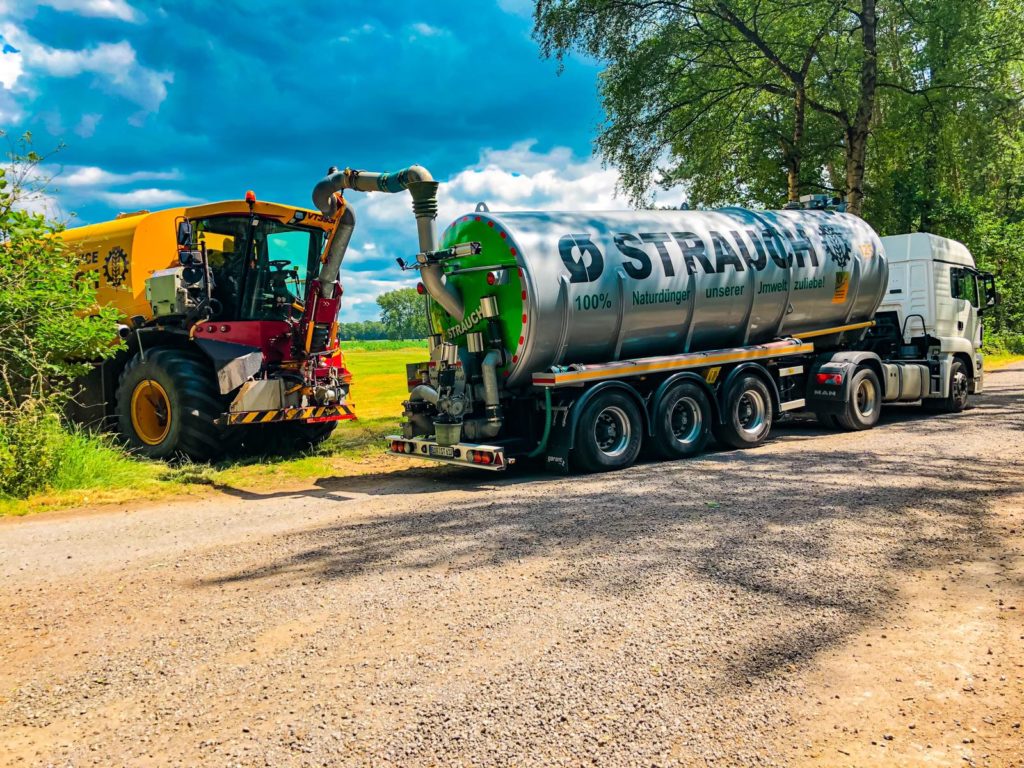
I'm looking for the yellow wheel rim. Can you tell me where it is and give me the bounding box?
[130,379,171,445]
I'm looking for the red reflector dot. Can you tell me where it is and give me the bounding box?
[518,336,524,345]
[475,216,481,221]
[521,291,527,300]
[487,221,494,227]
[512,355,519,364]
[416,282,425,295]
[500,231,507,239]
[486,273,496,286]
[510,247,517,256]
[521,314,527,323]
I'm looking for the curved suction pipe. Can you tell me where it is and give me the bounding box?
[409,384,440,405]
[318,205,355,300]
[312,165,464,320]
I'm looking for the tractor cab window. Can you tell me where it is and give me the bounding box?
[194,215,249,320]
[244,220,325,321]
[191,215,324,322]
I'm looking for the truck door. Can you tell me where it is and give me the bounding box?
[951,267,981,348]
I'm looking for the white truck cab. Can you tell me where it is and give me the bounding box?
[879,233,998,404]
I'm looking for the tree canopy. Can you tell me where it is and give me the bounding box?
[376,288,429,340]
[533,0,1024,336]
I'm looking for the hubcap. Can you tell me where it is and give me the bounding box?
[131,379,171,445]
[737,390,766,436]
[594,406,631,458]
[855,377,878,418]
[670,396,702,445]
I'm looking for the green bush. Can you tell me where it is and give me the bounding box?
[0,401,148,499]
[983,332,1024,356]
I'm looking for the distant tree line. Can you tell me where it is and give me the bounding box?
[337,287,429,341]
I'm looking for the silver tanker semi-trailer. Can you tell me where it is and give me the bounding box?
[377,193,997,473]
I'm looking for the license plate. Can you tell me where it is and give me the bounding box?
[428,445,455,458]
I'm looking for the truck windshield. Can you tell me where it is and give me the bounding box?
[194,215,325,321]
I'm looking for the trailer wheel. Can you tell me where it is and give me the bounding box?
[573,391,643,473]
[115,348,231,460]
[922,359,970,414]
[714,374,773,449]
[835,367,882,430]
[651,382,711,460]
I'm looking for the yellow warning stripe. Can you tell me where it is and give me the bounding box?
[226,404,357,425]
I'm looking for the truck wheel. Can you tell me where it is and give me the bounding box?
[714,374,773,449]
[115,348,230,460]
[923,359,970,414]
[835,367,882,430]
[651,382,711,460]
[573,391,643,473]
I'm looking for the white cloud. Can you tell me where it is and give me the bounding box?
[0,37,23,89]
[98,188,201,207]
[74,112,101,137]
[0,24,172,115]
[60,165,181,187]
[496,0,534,17]
[360,140,680,232]
[409,22,446,37]
[34,0,140,22]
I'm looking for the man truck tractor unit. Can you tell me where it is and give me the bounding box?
[386,197,997,473]
[67,165,437,459]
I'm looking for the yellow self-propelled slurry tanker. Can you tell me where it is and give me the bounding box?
[66,166,439,459]
[380,190,999,474]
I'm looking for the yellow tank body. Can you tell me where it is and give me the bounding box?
[62,200,335,321]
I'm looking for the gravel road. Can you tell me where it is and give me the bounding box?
[2,366,1022,767]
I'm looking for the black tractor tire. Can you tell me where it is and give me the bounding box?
[835,367,883,431]
[713,374,774,449]
[922,358,970,414]
[651,381,712,460]
[249,420,338,455]
[115,348,233,460]
[572,390,643,473]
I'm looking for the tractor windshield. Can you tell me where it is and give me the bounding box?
[194,215,325,322]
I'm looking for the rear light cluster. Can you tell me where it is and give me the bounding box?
[391,440,413,453]
[469,450,501,466]
[815,372,844,386]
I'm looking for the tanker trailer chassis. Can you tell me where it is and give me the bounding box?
[387,201,997,474]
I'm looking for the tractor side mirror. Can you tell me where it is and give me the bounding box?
[176,219,193,247]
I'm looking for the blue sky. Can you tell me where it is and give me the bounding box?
[0,0,672,320]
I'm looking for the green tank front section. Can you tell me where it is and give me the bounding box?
[432,215,527,373]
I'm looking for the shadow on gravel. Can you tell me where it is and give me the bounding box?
[193,378,1024,682]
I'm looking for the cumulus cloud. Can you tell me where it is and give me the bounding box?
[98,188,200,207]
[0,24,171,115]
[360,140,680,232]
[60,165,181,187]
[33,0,140,22]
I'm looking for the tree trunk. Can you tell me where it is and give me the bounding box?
[845,0,877,216]
[788,87,806,202]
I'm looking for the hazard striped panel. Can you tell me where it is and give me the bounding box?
[222,403,356,426]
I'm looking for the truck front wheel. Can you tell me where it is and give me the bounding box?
[651,382,711,460]
[572,391,643,473]
[835,367,882,431]
[923,359,970,414]
[115,348,230,460]
[714,374,773,449]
